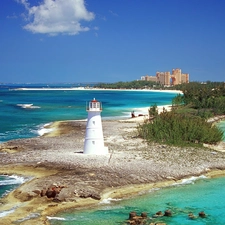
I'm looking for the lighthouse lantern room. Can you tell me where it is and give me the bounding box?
[83,98,108,154]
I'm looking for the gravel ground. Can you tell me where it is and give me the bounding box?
[1,119,225,192]
[0,119,225,224]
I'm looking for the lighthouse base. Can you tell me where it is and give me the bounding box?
[83,146,108,155]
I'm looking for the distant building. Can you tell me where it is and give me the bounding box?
[141,75,157,82]
[141,68,189,86]
[156,71,171,86]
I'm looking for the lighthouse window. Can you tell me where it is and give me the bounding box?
[93,121,95,125]
[92,141,95,145]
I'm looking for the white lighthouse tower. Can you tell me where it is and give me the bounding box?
[83,98,108,155]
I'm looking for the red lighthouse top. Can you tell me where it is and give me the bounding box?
[91,98,98,102]
[87,98,102,111]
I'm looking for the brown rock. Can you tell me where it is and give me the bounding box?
[199,211,206,218]
[51,189,57,198]
[129,211,137,220]
[141,212,147,218]
[164,210,172,217]
[156,211,163,216]
[188,213,196,219]
[90,193,101,200]
[46,188,53,198]
[40,188,46,197]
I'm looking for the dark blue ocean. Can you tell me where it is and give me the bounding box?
[0,84,225,224]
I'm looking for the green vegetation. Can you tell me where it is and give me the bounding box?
[138,81,225,147]
[94,80,162,89]
[138,111,223,146]
[95,80,225,146]
[172,81,225,116]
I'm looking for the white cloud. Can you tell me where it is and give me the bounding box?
[17,0,95,35]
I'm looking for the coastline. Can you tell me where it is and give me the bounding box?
[1,166,225,225]
[13,87,183,94]
[0,115,225,224]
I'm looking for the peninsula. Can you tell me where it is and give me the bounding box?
[0,116,225,225]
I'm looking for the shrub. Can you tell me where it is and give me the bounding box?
[138,111,223,146]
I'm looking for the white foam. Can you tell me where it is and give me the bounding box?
[30,105,40,109]
[174,175,207,186]
[99,198,121,204]
[17,103,33,108]
[17,104,40,109]
[38,127,54,136]
[37,123,54,136]
[47,216,66,221]
[0,175,28,186]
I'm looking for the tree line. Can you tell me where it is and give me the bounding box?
[95,80,225,146]
[172,81,225,117]
[94,80,162,89]
[138,81,225,147]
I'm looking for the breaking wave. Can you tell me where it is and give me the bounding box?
[17,104,40,109]
[174,175,207,186]
[0,175,28,186]
[37,123,54,136]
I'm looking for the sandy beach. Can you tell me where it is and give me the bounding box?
[0,115,225,225]
[14,87,183,94]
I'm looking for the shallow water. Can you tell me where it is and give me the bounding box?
[217,120,225,141]
[0,85,178,142]
[1,84,225,223]
[50,176,225,225]
[0,175,27,218]
[0,175,26,198]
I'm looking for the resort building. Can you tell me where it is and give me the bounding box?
[141,68,189,86]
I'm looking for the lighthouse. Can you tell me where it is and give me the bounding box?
[83,98,108,155]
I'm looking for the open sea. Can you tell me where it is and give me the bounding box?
[0,83,225,224]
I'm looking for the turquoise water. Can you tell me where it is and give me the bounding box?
[0,85,178,142]
[0,175,25,198]
[0,84,180,218]
[217,120,225,140]
[1,84,225,223]
[0,175,30,218]
[50,176,225,225]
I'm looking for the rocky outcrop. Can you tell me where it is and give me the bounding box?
[74,188,101,200]
[164,210,172,217]
[199,211,206,218]
[39,184,65,199]
[0,119,223,224]
[127,211,148,225]
[31,184,102,202]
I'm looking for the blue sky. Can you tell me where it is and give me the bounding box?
[0,0,225,83]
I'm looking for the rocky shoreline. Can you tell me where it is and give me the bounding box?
[0,118,225,225]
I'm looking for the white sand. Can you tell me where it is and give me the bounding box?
[14,87,183,94]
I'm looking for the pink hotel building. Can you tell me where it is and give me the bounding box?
[141,68,189,86]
